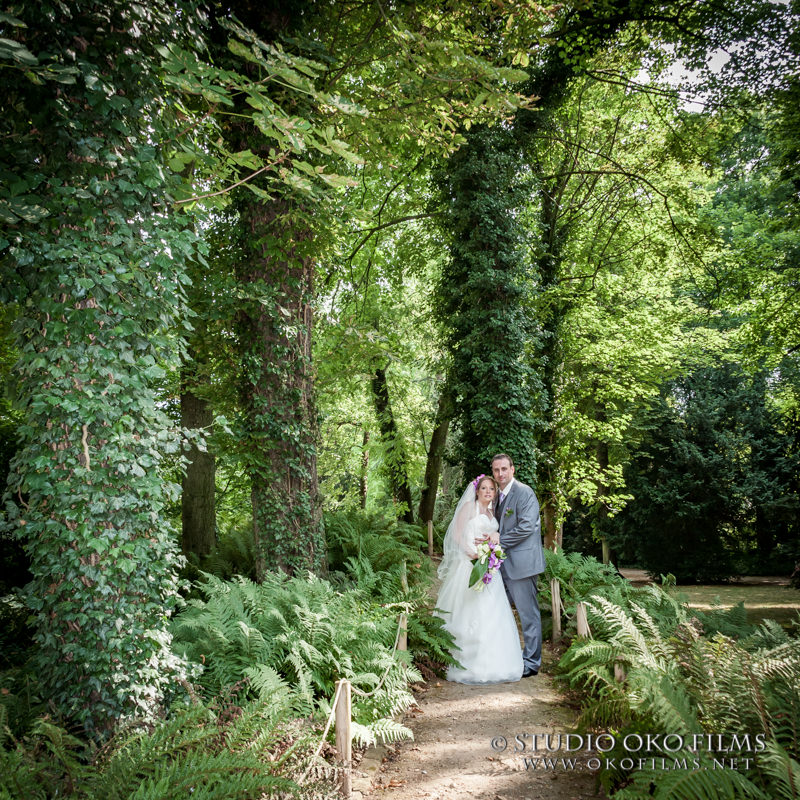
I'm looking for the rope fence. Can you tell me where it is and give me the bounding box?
[550,577,592,641]
[299,575,411,797]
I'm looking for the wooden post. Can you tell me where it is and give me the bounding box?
[427,520,434,557]
[614,659,626,683]
[550,578,562,643]
[335,679,352,797]
[576,602,590,637]
[601,537,610,565]
[398,560,409,652]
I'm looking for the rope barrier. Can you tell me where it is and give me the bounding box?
[299,609,408,793]
[299,679,343,784]
[351,612,406,698]
[551,578,592,636]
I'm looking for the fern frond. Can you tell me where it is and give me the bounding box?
[757,740,800,800]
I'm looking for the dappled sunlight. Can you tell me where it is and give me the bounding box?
[364,658,604,799]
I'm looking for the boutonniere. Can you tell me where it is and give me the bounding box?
[505,507,514,517]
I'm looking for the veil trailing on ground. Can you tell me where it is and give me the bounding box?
[438,481,480,582]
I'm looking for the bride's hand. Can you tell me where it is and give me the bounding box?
[488,532,499,546]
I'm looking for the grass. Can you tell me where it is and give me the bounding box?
[619,569,800,628]
[673,580,800,628]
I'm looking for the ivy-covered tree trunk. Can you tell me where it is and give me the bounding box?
[360,429,370,510]
[434,126,541,484]
[417,386,453,524]
[534,159,570,550]
[235,197,326,578]
[0,1,196,734]
[180,364,216,558]
[371,365,415,524]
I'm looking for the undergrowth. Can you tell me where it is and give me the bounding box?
[554,548,800,800]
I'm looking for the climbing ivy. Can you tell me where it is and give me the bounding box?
[0,1,203,733]
[433,126,543,484]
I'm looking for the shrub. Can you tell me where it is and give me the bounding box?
[171,571,418,746]
[0,693,331,800]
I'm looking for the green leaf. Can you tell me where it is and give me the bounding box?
[0,12,26,27]
[0,36,38,65]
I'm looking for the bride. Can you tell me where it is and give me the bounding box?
[434,475,523,683]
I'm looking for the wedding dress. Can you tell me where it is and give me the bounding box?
[435,493,524,684]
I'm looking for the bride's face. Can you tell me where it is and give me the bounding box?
[477,480,496,505]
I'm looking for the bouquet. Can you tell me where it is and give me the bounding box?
[468,537,506,592]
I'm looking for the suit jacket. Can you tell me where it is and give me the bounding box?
[496,479,545,579]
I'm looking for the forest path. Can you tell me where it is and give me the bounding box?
[354,643,605,800]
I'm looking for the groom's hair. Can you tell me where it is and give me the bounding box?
[491,453,514,466]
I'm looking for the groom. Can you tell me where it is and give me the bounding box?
[490,453,545,677]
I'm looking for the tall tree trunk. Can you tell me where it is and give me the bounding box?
[596,435,611,565]
[371,365,415,524]
[434,126,539,484]
[532,152,571,550]
[417,386,453,524]
[180,371,216,558]
[360,429,369,509]
[236,197,326,578]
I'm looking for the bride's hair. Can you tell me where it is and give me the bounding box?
[474,475,498,498]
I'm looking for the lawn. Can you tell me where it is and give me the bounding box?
[619,570,800,628]
[674,579,800,628]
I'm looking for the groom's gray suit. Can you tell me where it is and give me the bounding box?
[495,479,545,673]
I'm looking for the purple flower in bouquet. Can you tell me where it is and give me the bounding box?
[469,538,507,592]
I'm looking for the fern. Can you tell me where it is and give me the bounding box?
[613,753,768,800]
[757,740,800,800]
[171,570,419,743]
[83,698,311,800]
[559,590,800,800]
[350,718,414,747]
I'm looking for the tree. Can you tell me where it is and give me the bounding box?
[0,1,203,733]
[606,361,800,581]
[433,125,541,485]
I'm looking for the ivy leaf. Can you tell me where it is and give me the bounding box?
[0,36,38,65]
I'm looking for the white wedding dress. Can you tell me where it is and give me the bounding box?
[435,503,523,684]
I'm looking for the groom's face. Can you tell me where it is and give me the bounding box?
[492,458,514,490]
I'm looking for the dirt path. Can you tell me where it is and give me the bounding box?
[354,644,605,800]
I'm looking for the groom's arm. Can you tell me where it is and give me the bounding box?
[500,488,540,548]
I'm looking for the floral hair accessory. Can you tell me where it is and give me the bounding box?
[472,473,486,489]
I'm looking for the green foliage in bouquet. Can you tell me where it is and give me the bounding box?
[171,571,419,746]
